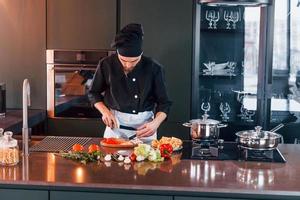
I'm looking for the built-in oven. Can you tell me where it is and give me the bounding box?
[47,49,114,118]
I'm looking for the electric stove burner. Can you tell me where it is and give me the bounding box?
[192,139,224,147]
[191,140,224,158]
[238,145,286,162]
[182,141,286,163]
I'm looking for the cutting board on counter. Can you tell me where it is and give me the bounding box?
[100,138,136,148]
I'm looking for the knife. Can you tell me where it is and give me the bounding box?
[118,125,137,140]
[119,125,137,131]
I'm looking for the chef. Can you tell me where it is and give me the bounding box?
[88,23,172,142]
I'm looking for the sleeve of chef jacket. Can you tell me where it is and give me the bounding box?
[88,60,107,106]
[153,65,172,115]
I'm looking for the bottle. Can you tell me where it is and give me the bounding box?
[0,131,19,166]
[0,83,6,117]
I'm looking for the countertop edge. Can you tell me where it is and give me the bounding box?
[1,181,300,198]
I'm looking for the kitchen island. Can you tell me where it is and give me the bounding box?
[0,141,300,200]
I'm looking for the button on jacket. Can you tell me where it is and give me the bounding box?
[88,54,172,115]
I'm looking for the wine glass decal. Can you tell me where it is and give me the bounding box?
[201,101,211,117]
[220,102,231,122]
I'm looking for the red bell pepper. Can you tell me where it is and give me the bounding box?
[159,143,173,159]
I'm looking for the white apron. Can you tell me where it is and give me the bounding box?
[104,109,157,143]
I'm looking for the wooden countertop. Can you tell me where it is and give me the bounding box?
[0,109,46,133]
[0,141,300,199]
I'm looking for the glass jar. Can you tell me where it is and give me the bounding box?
[0,128,3,162]
[0,131,19,166]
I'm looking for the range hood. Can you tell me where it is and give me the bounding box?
[199,0,271,7]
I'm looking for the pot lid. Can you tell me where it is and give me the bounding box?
[189,114,221,125]
[235,126,282,139]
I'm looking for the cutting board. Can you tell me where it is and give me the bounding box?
[100,138,136,148]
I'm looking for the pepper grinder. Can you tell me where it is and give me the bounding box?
[0,83,6,117]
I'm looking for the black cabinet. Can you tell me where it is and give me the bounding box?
[47,0,116,49]
[50,191,172,200]
[120,0,193,124]
[0,189,47,200]
[175,197,249,200]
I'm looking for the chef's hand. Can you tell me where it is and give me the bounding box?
[136,112,167,138]
[136,120,160,137]
[94,102,117,129]
[102,110,117,129]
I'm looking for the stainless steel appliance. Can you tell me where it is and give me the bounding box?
[47,49,114,118]
[183,114,227,141]
[235,124,283,150]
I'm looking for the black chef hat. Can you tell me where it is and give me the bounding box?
[112,23,144,57]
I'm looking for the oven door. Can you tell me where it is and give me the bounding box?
[47,64,101,118]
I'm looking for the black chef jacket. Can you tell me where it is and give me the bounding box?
[88,53,172,115]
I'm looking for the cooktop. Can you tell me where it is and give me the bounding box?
[180,141,286,163]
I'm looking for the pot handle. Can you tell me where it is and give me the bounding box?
[278,134,284,144]
[217,123,228,128]
[270,123,284,132]
[182,122,192,127]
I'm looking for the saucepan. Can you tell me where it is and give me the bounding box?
[183,114,227,141]
[235,124,284,150]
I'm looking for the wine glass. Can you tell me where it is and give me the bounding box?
[227,62,236,75]
[212,11,220,29]
[230,11,239,29]
[224,10,231,29]
[220,102,231,122]
[203,61,215,75]
[246,110,255,122]
[206,10,214,29]
[201,101,211,117]
[239,104,248,120]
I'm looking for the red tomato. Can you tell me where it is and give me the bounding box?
[88,144,100,153]
[102,138,122,145]
[72,144,84,152]
[129,153,137,161]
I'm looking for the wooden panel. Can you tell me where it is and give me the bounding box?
[50,191,172,200]
[47,0,116,49]
[120,0,193,122]
[0,0,46,109]
[0,189,47,200]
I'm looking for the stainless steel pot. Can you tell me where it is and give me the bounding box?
[183,114,227,141]
[235,124,284,150]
